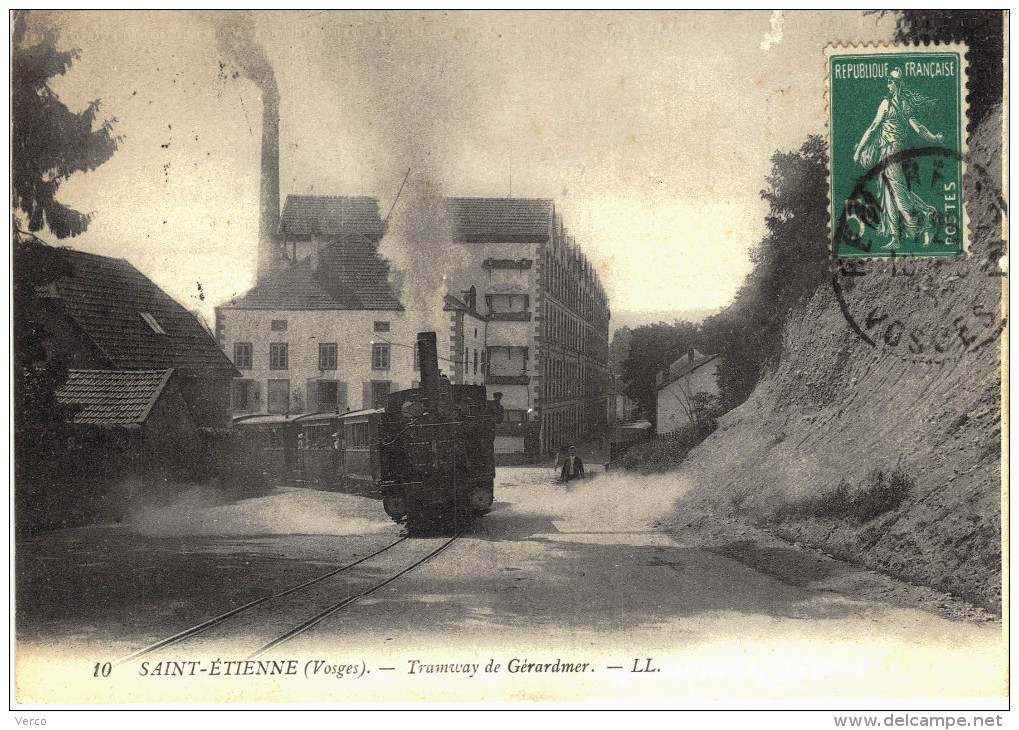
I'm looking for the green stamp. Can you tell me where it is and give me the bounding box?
[827,44,968,258]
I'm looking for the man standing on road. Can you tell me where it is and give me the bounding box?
[560,446,585,483]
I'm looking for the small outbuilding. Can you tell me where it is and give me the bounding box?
[655,349,720,435]
[56,368,200,463]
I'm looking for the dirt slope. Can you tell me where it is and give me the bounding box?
[666,107,1005,610]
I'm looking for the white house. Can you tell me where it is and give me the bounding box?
[216,197,483,418]
[655,349,720,435]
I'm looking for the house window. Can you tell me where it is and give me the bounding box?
[319,342,338,370]
[413,341,420,371]
[485,294,529,313]
[373,321,390,332]
[139,311,167,335]
[232,379,255,411]
[270,342,289,370]
[267,379,290,414]
[372,343,390,370]
[309,380,346,412]
[371,380,391,409]
[487,346,530,376]
[233,342,253,369]
[473,349,478,375]
[504,409,526,423]
[271,319,288,331]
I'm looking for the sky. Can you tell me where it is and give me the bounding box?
[25,10,896,326]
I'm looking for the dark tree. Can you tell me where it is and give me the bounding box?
[700,136,829,410]
[608,325,633,373]
[620,321,699,424]
[891,10,1004,128]
[12,11,119,532]
[11,11,119,238]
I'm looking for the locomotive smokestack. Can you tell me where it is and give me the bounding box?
[416,331,441,401]
[257,84,281,283]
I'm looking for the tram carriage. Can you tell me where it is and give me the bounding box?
[232,332,498,529]
[232,409,384,495]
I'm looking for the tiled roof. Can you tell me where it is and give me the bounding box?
[48,248,237,371]
[57,369,173,427]
[280,195,386,238]
[223,235,403,311]
[445,198,554,242]
[658,353,719,391]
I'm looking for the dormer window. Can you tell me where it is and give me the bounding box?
[140,312,167,335]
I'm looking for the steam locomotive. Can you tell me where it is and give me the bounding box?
[379,332,497,531]
[232,332,497,532]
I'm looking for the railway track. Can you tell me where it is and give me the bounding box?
[115,531,464,665]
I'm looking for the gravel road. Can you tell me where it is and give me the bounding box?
[15,467,1005,703]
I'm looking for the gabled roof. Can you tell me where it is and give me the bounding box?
[57,369,173,427]
[280,195,386,238]
[442,293,483,319]
[657,352,719,391]
[45,247,236,371]
[222,234,403,311]
[445,198,554,243]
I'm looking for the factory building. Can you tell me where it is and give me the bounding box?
[215,195,482,419]
[445,198,610,460]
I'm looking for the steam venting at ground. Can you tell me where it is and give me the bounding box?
[127,483,393,538]
[495,467,695,534]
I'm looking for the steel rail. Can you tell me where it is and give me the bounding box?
[114,535,410,665]
[247,530,464,659]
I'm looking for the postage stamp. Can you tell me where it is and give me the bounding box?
[827,44,968,259]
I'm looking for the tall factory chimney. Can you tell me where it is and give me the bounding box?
[257,83,281,284]
[211,12,281,285]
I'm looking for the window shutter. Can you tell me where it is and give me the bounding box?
[362,381,372,409]
[337,382,348,412]
[389,382,399,393]
[306,380,318,410]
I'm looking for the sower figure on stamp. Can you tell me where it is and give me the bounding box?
[853,67,943,249]
[560,446,585,483]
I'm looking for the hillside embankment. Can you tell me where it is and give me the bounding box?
[662,108,1005,611]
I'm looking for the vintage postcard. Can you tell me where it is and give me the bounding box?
[10,10,1007,714]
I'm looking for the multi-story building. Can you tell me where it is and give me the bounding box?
[216,195,482,418]
[445,198,610,460]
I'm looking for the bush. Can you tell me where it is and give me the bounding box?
[616,423,714,473]
[772,468,913,524]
